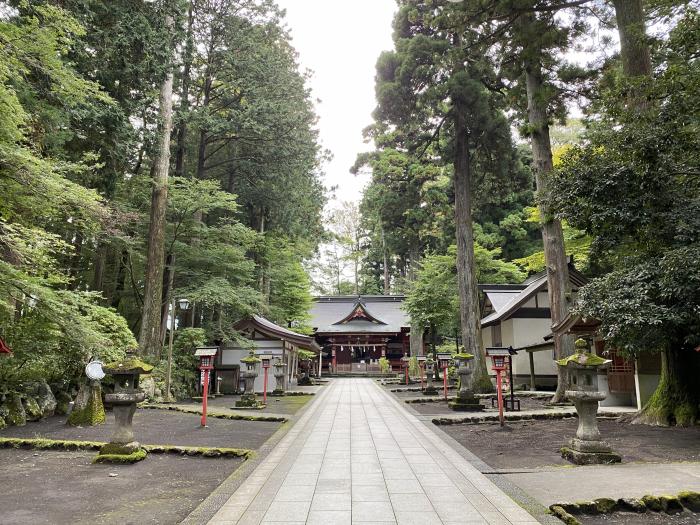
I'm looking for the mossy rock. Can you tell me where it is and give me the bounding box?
[549,505,582,525]
[659,495,683,514]
[23,396,43,421]
[67,385,105,426]
[594,498,617,514]
[6,394,26,426]
[93,448,147,464]
[617,498,646,513]
[678,491,700,512]
[641,495,663,512]
[0,416,6,430]
[100,442,141,455]
[55,391,72,415]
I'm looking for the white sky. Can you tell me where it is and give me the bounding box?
[275,0,397,207]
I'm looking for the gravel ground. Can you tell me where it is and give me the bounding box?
[579,511,700,525]
[0,448,243,525]
[442,419,700,469]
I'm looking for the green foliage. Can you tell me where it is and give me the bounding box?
[378,356,390,374]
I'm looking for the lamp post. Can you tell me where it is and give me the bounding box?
[165,297,190,402]
[195,346,218,427]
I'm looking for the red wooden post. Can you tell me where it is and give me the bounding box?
[201,368,210,427]
[496,369,504,427]
[443,365,448,401]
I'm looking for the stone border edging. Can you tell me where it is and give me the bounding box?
[432,412,626,425]
[139,403,288,422]
[0,436,253,458]
[549,491,700,524]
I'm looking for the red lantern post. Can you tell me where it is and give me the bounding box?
[486,348,509,427]
[437,353,452,401]
[195,347,218,428]
[400,353,410,385]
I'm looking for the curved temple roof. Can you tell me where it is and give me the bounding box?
[310,296,410,334]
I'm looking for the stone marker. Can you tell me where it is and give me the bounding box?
[557,339,622,465]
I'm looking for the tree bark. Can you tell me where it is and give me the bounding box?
[174,1,195,178]
[611,0,652,78]
[453,102,491,393]
[381,226,390,294]
[633,346,700,426]
[521,19,573,402]
[138,13,175,356]
[159,252,175,349]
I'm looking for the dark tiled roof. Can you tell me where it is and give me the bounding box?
[310,295,409,334]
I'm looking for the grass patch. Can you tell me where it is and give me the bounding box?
[0,437,253,459]
[139,404,287,422]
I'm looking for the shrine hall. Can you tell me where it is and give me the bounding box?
[309,295,415,373]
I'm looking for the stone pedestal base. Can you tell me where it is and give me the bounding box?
[448,395,483,412]
[100,441,141,455]
[235,394,264,409]
[270,389,285,397]
[561,438,621,465]
[423,386,438,396]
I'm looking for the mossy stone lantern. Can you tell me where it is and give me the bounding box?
[448,353,483,412]
[235,350,263,408]
[423,356,438,396]
[98,357,153,461]
[557,338,622,465]
[271,357,287,396]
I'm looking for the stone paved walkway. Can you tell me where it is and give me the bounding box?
[208,378,539,524]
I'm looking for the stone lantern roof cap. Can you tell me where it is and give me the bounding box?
[241,350,261,364]
[103,358,154,375]
[556,339,611,368]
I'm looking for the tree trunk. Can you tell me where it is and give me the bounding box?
[611,0,652,78]
[159,253,175,350]
[522,22,573,402]
[174,1,194,178]
[633,346,700,426]
[110,249,128,309]
[453,106,491,393]
[91,241,107,295]
[138,13,175,356]
[381,226,390,294]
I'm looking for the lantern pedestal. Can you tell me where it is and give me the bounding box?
[557,339,621,465]
[448,355,483,412]
[422,358,438,395]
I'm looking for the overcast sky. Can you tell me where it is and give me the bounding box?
[275,0,397,208]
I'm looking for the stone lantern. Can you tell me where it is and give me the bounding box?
[448,353,483,411]
[235,350,263,408]
[557,339,621,465]
[99,357,153,461]
[422,356,438,395]
[271,357,287,396]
